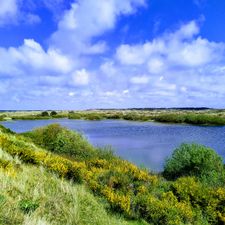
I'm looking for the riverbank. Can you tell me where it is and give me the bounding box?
[1,109,225,126]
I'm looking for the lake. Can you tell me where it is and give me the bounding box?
[1,119,225,171]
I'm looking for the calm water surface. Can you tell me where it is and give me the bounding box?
[1,119,225,171]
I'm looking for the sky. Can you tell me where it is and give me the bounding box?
[1,0,225,110]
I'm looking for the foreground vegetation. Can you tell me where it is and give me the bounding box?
[0,151,141,225]
[1,108,225,125]
[1,123,225,224]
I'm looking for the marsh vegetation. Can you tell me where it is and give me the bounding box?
[2,108,225,125]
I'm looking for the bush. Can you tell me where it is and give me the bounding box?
[50,111,57,116]
[40,111,49,117]
[68,112,83,119]
[24,124,96,161]
[84,113,104,120]
[163,143,225,186]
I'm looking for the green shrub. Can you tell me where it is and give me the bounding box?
[50,111,57,116]
[84,113,104,120]
[40,111,49,117]
[24,124,96,161]
[134,191,196,225]
[68,112,83,119]
[0,114,7,121]
[154,113,186,123]
[163,143,225,186]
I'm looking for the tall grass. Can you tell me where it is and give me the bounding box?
[0,149,145,225]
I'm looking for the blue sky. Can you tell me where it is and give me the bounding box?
[1,0,225,109]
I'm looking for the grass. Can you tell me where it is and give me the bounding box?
[0,148,146,225]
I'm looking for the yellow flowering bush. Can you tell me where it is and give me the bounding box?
[101,187,131,214]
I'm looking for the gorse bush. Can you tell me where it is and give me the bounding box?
[163,143,225,186]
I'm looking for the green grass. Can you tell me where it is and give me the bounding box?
[0,149,146,225]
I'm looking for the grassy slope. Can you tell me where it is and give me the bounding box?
[0,149,146,225]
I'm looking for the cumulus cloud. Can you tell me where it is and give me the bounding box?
[0,39,73,76]
[50,0,145,55]
[116,20,225,69]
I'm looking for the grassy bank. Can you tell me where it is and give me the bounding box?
[1,124,225,224]
[2,109,225,125]
[0,151,143,225]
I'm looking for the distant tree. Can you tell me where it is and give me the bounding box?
[41,111,49,117]
[50,111,57,116]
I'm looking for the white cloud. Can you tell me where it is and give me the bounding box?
[123,89,129,94]
[0,0,41,26]
[0,0,18,25]
[180,86,187,92]
[172,20,199,40]
[130,75,150,84]
[0,39,73,75]
[116,20,225,69]
[100,61,117,77]
[72,68,90,86]
[147,57,165,74]
[51,0,145,55]
[68,92,76,97]
[116,39,166,65]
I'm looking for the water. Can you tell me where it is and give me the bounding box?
[1,119,225,171]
